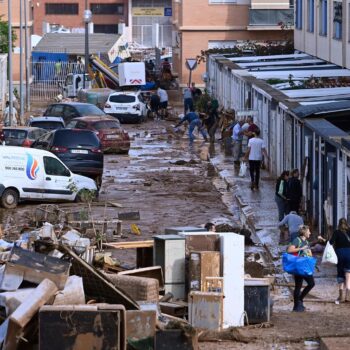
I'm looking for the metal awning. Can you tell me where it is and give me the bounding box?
[292,101,350,118]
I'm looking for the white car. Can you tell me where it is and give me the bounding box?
[0,146,97,208]
[104,90,147,123]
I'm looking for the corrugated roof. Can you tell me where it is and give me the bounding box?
[228,53,310,62]
[252,69,350,79]
[283,87,350,98]
[33,33,120,55]
[292,101,350,118]
[239,58,325,67]
[304,118,348,139]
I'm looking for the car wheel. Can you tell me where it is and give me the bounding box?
[1,188,19,209]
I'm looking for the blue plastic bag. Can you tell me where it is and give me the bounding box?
[282,253,317,276]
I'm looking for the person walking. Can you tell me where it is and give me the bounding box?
[3,101,18,126]
[244,128,268,190]
[157,87,168,119]
[278,210,304,243]
[149,92,160,120]
[287,225,315,312]
[275,171,290,221]
[232,120,244,165]
[244,116,259,139]
[288,169,302,213]
[175,108,208,144]
[183,85,194,114]
[330,218,350,303]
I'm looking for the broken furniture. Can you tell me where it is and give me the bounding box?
[164,226,206,235]
[118,266,164,292]
[126,310,156,350]
[59,245,139,310]
[244,277,271,324]
[189,291,224,331]
[103,240,154,269]
[39,304,126,350]
[104,273,159,303]
[153,235,185,299]
[0,246,70,290]
[189,251,220,292]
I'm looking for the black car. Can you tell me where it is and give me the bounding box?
[43,102,106,125]
[31,129,103,184]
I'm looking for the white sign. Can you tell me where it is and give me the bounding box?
[185,58,197,71]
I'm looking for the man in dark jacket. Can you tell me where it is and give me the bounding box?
[288,169,302,213]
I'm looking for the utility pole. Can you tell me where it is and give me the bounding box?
[19,0,24,119]
[24,0,30,111]
[83,1,92,89]
[8,0,13,126]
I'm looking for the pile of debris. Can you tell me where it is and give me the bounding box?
[0,209,273,349]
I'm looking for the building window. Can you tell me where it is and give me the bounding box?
[94,24,119,34]
[90,4,124,15]
[333,1,342,40]
[307,0,314,32]
[319,0,328,36]
[209,0,236,3]
[45,3,79,15]
[295,0,302,29]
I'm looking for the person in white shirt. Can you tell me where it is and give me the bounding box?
[244,127,268,190]
[157,87,168,119]
[3,101,18,127]
[232,119,244,164]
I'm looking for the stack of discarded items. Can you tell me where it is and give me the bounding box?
[0,219,273,349]
[0,222,197,350]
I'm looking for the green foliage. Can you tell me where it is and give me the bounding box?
[195,92,212,113]
[0,15,17,54]
[195,41,294,65]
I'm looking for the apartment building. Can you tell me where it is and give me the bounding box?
[32,0,128,35]
[294,0,350,68]
[0,0,33,82]
[130,0,172,47]
[172,0,294,86]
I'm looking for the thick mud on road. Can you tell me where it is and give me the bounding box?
[0,119,234,263]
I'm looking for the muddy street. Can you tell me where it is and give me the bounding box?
[1,117,350,349]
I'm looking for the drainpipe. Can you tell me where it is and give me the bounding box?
[342,0,346,67]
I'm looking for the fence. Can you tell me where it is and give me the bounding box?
[30,61,85,101]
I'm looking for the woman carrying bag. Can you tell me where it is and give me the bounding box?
[330,218,350,303]
[287,225,315,312]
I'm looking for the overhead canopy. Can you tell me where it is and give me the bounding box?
[33,33,121,55]
[292,100,350,118]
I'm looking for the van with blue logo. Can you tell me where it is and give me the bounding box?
[0,146,97,208]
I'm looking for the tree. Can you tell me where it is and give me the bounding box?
[0,16,17,54]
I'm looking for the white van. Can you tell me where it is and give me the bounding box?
[0,146,97,209]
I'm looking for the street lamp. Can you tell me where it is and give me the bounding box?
[83,6,92,89]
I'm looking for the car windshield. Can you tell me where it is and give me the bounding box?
[109,95,136,103]
[93,120,121,130]
[54,130,100,147]
[3,130,27,139]
[74,104,105,116]
[31,121,64,130]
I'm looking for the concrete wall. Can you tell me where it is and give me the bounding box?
[173,0,293,86]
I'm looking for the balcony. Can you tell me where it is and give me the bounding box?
[248,9,294,30]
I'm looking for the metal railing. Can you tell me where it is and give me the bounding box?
[249,9,294,26]
[30,61,85,101]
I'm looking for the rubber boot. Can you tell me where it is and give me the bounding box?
[337,289,345,303]
[345,289,350,302]
[292,300,304,312]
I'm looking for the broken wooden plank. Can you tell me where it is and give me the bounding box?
[108,201,123,208]
[103,240,153,249]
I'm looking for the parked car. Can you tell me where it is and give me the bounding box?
[104,90,147,123]
[66,116,130,154]
[1,127,47,147]
[43,102,106,125]
[28,116,65,130]
[0,146,97,209]
[31,129,103,185]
